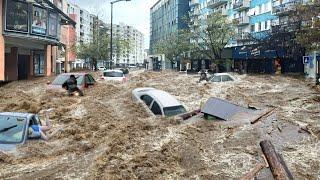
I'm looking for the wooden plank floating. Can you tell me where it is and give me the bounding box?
[260,140,294,180]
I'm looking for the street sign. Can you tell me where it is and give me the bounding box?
[303,56,311,64]
[316,55,320,61]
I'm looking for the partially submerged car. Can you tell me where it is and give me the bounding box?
[47,73,96,92]
[132,88,187,117]
[209,73,235,83]
[98,66,106,71]
[0,112,42,151]
[101,70,128,82]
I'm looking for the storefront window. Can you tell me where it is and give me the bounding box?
[33,52,45,76]
[6,0,29,32]
[32,6,47,35]
[48,12,58,37]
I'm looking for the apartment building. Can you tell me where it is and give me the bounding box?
[106,23,145,67]
[67,2,95,68]
[189,0,305,73]
[150,0,190,55]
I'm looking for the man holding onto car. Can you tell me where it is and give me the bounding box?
[62,74,84,96]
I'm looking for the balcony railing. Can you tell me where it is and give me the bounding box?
[208,0,228,8]
[272,0,302,15]
[233,0,250,11]
[234,16,250,25]
[215,8,228,16]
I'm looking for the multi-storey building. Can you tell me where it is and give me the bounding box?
[188,0,304,73]
[79,8,92,43]
[0,0,75,81]
[150,0,190,55]
[106,23,145,67]
[67,2,95,68]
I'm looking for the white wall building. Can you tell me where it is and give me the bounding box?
[108,23,145,67]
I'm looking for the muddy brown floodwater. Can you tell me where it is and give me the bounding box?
[0,71,319,179]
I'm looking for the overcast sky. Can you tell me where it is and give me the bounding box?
[69,0,159,49]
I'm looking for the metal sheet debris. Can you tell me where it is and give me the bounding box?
[201,97,264,121]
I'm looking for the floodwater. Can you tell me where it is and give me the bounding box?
[0,71,319,179]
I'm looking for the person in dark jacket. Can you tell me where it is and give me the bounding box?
[62,75,84,96]
[199,70,208,82]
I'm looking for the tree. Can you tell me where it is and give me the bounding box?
[153,30,191,68]
[294,1,320,51]
[77,28,130,70]
[189,12,235,62]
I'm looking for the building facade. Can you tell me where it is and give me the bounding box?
[187,0,306,73]
[150,0,190,55]
[67,2,95,69]
[0,0,75,81]
[107,23,145,67]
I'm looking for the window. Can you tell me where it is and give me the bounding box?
[267,20,271,30]
[151,101,162,115]
[141,95,153,107]
[0,115,27,144]
[85,75,94,85]
[251,25,255,32]
[33,52,45,76]
[265,21,268,30]
[211,76,221,82]
[87,75,95,82]
[164,106,186,117]
[222,75,233,82]
[261,21,265,30]
[5,0,29,32]
[258,23,261,31]
[32,6,47,35]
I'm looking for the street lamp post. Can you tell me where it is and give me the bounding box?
[110,0,131,69]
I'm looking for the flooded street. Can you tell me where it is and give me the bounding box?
[0,71,319,179]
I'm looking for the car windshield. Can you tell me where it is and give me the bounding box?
[0,115,27,144]
[103,71,123,77]
[163,105,187,117]
[51,75,83,85]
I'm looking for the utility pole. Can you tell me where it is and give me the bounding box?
[110,0,131,69]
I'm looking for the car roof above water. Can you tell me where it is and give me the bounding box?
[135,88,182,107]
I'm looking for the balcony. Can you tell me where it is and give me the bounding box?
[233,0,250,11]
[234,32,250,41]
[208,0,228,8]
[234,16,250,25]
[215,8,228,16]
[190,0,200,7]
[272,0,302,16]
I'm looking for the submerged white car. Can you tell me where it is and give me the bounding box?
[209,73,235,83]
[132,88,187,117]
[101,70,128,82]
